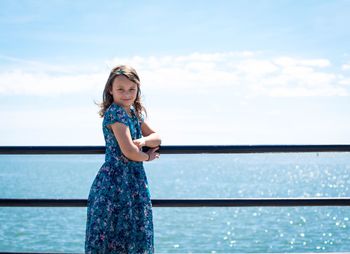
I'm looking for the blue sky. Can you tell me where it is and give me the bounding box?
[0,0,349,145]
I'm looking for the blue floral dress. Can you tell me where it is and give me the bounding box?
[85,102,154,253]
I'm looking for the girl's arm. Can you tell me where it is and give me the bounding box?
[141,121,162,148]
[110,122,151,162]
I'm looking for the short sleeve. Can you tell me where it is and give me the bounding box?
[104,103,129,127]
[140,112,145,123]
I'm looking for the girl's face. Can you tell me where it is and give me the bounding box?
[110,75,138,109]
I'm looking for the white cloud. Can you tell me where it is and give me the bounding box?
[0,51,349,97]
[0,70,104,96]
[235,59,279,76]
[273,57,331,68]
[1,53,350,145]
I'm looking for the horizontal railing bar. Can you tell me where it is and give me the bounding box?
[0,145,350,154]
[0,251,349,254]
[0,253,81,254]
[1,198,350,207]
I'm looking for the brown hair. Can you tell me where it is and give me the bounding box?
[95,65,147,121]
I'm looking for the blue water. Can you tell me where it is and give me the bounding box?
[0,152,349,253]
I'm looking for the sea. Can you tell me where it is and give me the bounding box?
[0,152,349,253]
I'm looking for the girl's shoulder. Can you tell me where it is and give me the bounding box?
[105,102,123,115]
[103,103,130,126]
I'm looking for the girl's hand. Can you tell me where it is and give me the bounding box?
[146,147,160,161]
[133,137,146,149]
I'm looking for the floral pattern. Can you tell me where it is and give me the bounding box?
[85,103,154,253]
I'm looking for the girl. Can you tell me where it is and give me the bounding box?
[85,65,161,253]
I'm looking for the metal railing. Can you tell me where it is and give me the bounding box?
[1,145,350,208]
[0,145,350,254]
[1,144,350,154]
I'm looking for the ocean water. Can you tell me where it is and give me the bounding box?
[0,152,349,253]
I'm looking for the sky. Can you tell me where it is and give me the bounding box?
[0,0,350,146]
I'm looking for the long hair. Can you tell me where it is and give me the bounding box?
[96,65,147,121]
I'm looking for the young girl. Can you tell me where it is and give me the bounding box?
[85,65,161,253]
